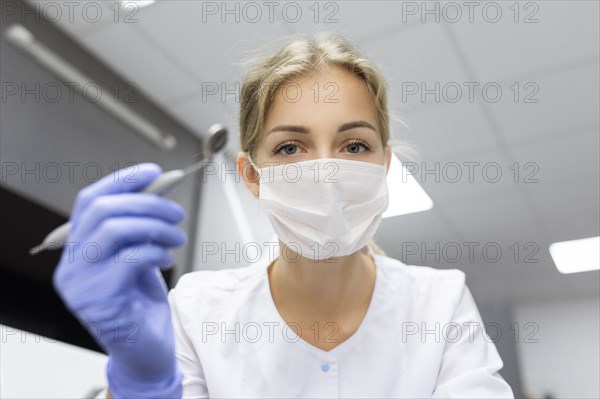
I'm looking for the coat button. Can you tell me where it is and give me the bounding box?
[321,363,330,372]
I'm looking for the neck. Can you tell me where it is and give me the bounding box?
[267,241,376,320]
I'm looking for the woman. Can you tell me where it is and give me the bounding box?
[54,32,514,398]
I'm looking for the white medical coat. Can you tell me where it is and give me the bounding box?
[165,247,515,398]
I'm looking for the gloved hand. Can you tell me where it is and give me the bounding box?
[52,163,187,399]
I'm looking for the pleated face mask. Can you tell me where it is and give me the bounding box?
[248,155,389,261]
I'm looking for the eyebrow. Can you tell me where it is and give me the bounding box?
[266,120,378,135]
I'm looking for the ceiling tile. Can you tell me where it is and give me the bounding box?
[282,1,420,42]
[131,1,291,92]
[490,62,600,144]
[78,22,200,105]
[397,100,498,160]
[27,0,131,36]
[403,146,521,206]
[522,170,600,244]
[441,186,541,242]
[450,0,600,82]
[509,126,599,185]
[363,22,470,111]
[169,96,238,141]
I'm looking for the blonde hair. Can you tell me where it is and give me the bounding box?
[238,31,408,257]
[239,30,413,160]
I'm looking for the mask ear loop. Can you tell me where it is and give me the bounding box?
[247,152,260,172]
[247,152,261,198]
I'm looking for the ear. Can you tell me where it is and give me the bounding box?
[384,144,392,175]
[236,151,260,198]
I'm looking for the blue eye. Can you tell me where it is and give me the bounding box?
[281,144,298,155]
[346,140,371,153]
[273,141,299,155]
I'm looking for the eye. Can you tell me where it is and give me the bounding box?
[273,140,301,156]
[344,139,371,154]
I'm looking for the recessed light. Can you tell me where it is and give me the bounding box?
[549,236,600,274]
[383,154,434,218]
[120,1,156,9]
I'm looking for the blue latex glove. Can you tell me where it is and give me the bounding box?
[52,163,187,398]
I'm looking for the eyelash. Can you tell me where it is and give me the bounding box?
[272,139,372,155]
[272,140,298,155]
[348,139,372,152]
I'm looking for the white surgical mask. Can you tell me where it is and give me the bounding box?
[248,155,389,261]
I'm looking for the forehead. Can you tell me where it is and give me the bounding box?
[265,65,377,125]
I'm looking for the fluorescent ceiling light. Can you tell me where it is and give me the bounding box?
[5,24,175,150]
[550,236,600,274]
[383,154,434,218]
[121,1,155,8]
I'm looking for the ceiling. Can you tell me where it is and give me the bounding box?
[31,0,599,305]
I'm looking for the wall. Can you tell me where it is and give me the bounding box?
[1,5,203,283]
[513,296,600,398]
